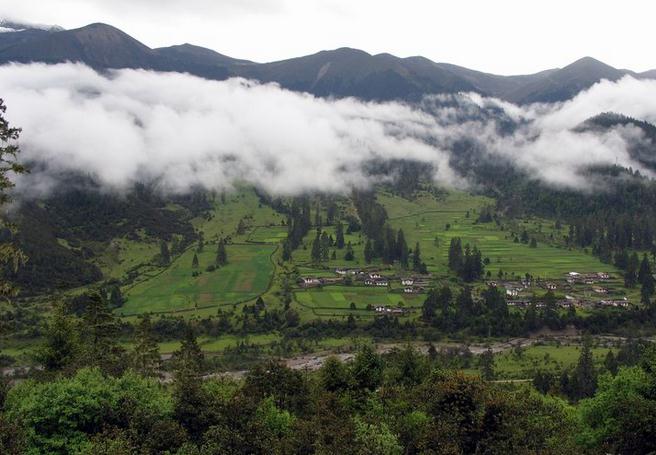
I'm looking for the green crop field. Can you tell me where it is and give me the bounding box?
[120,242,275,315]
[294,285,425,319]
[379,191,618,279]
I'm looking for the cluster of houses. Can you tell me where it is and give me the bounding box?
[373,305,408,315]
[566,271,611,284]
[300,268,429,294]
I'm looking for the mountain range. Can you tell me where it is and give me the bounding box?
[0,21,654,104]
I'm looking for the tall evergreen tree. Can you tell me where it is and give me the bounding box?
[216,238,228,266]
[396,229,409,268]
[480,348,495,380]
[191,253,199,269]
[448,237,463,272]
[159,240,171,266]
[335,221,345,249]
[34,304,79,372]
[311,229,322,263]
[108,285,124,308]
[132,314,161,377]
[364,239,373,264]
[281,240,292,261]
[344,242,355,261]
[412,242,422,272]
[81,291,123,372]
[571,335,597,400]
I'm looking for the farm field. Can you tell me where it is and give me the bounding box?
[294,285,425,319]
[380,191,618,279]
[120,242,275,315]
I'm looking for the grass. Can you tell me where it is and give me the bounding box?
[379,191,618,279]
[120,242,275,315]
[492,343,615,379]
[294,285,425,320]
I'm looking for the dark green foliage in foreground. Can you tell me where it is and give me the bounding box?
[7,340,656,454]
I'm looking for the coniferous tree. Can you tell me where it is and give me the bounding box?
[109,285,124,308]
[159,240,171,266]
[364,239,373,264]
[172,327,208,440]
[396,229,409,268]
[571,335,597,400]
[132,314,161,377]
[412,242,422,272]
[448,237,463,272]
[216,238,228,266]
[624,252,640,288]
[0,99,27,298]
[335,221,345,249]
[311,229,322,263]
[191,253,199,269]
[34,303,79,372]
[81,291,123,372]
[320,231,330,261]
[344,242,355,261]
[480,348,495,380]
[281,240,292,261]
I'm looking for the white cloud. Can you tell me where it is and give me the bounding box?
[0,64,654,198]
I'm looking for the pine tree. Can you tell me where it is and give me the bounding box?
[34,303,79,372]
[159,240,171,266]
[216,238,228,266]
[282,240,292,261]
[320,231,330,261]
[0,99,27,298]
[397,229,409,268]
[572,335,597,400]
[364,239,373,264]
[335,221,345,249]
[480,348,495,380]
[81,291,123,371]
[639,254,654,297]
[172,327,208,439]
[448,237,463,273]
[132,314,161,377]
[109,285,124,308]
[191,253,199,269]
[412,242,422,272]
[344,242,355,261]
[624,252,640,288]
[311,229,322,263]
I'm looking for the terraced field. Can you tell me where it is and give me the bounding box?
[380,191,617,279]
[121,242,276,315]
[294,285,425,319]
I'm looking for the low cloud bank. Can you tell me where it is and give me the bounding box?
[0,62,654,197]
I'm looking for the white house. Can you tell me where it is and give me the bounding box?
[376,280,389,287]
[506,288,519,297]
[404,287,414,294]
[369,272,382,279]
[401,278,414,286]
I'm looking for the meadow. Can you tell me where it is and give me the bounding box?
[121,242,275,315]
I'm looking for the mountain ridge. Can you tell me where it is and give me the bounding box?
[0,21,654,103]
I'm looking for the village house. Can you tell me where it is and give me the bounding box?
[375,279,389,287]
[597,272,610,280]
[374,306,406,314]
[546,282,557,291]
[505,287,519,298]
[592,286,608,294]
[404,287,414,294]
[369,272,382,279]
[301,277,322,287]
[401,278,414,286]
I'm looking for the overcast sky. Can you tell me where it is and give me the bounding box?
[0,0,654,75]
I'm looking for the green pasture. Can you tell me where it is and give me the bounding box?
[294,285,425,319]
[120,243,275,315]
[493,343,616,379]
[380,191,618,279]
